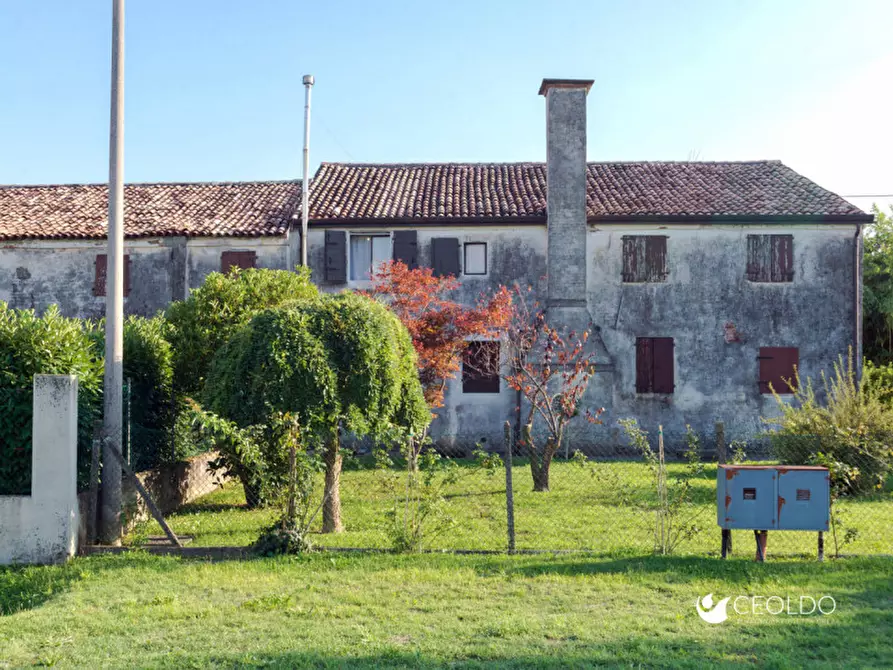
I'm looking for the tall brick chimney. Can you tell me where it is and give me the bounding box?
[539,78,597,336]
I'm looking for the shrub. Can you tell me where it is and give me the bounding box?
[165,267,318,397]
[863,359,893,405]
[0,303,103,494]
[202,293,430,526]
[764,353,893,495]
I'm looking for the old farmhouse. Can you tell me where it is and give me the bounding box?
[0,79,873,451]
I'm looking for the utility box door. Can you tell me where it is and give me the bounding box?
[718,467,777,530]
[777,468,830,531]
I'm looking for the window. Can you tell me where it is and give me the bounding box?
[464,242,487,275]
[221,250,257,273]
[462,341,500,393]
[350,234,391,280]
[635,337,674,393]
[758,347,798,394]
[622,236,668,282]
[93,254,131,297]
[747,235,793,282]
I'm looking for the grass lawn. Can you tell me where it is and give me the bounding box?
[1,552,891,668]
[127,460,893,557]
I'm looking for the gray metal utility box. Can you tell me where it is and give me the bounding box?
[717,465,830,531]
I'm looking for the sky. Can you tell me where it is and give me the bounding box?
[1,0,891,214]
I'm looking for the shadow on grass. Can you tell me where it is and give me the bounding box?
[0,552,182,616]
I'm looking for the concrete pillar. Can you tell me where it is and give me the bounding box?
[0,375,80,564]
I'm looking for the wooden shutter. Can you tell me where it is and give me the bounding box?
[392,230,418,269]
[652,337,675,393]
[748,235,793,283]
[94,254,130,296]
[324,230,347,282]
[220,250,257,273]
[771,235,794,282]
[623,236,667,282]
[635,338,653,393]
[431,237,460,277]
[636,337,674,393]
[758,347,798,394]
[93,254,108,296]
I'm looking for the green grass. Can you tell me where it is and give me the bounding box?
[1,552,891,668]
[127,460,893,557]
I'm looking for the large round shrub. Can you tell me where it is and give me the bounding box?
[0,303,103,494]
[166,267,318,397]
[203,293,430,521]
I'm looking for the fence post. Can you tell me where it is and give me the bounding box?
[504,421,515,554]
[88,419,103,545]
[716,421,732,557]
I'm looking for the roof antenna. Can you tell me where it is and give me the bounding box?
[300,74,314,268]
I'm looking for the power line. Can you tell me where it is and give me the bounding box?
[844,194,893,198]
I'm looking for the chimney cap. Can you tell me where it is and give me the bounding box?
[538,78,594,96]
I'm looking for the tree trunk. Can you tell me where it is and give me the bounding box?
[322,431,344,533]
[532,437,557,492]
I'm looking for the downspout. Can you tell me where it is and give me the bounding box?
[854,222,863,379]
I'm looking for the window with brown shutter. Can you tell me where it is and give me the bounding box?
[622,236,668,283]
[462,341,500,393]
[746,235,793,282]
[93,254,131,297]
[758,347,798,394]
[636,337,674,393]
[220,250,257,274]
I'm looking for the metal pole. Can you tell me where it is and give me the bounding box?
[300,74,314,267]
[100,0,125,545]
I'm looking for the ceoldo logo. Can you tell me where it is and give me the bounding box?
[695,593,730,624]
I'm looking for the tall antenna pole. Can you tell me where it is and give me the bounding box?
[100,0,125,544]
[300,74,314,267]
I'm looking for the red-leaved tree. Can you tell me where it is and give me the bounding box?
[502,286,604,492]
[366,261,512,410]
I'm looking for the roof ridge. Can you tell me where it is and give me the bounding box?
[318,160,784,169]
[0,179,301,189]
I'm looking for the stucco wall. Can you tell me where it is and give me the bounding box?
[0,236,291,317]
[588,223,859,452]
[0,375,79,565]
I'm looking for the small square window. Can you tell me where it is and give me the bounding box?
[464,242,487,275]
[93,254,131,297]
[350,234,391,281]
[462,341,500,393]
[758,347,798,394]
[747,235,793,283]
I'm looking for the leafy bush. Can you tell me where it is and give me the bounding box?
[764,353,893,495]
[165,267,318,397]
[0,303,103,494]
[863,359,893,405]
[203,293,430,527]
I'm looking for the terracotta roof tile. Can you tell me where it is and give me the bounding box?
[309,161,869,222]
[0,181,301,241]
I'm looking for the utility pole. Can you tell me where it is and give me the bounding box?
[100,0,125,545]
[300,74,314,267]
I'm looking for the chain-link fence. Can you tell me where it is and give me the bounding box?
[120,420,893,559]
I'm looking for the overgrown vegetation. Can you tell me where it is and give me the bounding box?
[618,420,707,555]
[764,352,893,495]
[863,204,893,364]
[165,267,318,397]
[0,303,103,494]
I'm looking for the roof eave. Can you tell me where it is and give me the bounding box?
[587,213,875,224]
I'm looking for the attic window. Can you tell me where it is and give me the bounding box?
[93,254,131,297]
[221,250,257,273]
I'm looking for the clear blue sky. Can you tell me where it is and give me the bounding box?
[1,1,891,212]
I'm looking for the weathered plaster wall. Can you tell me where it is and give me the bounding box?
[308,224,548,450]
[185,237,290,289]
[0,235,291,318]
[0,375,79,565]
[588,223,859,452]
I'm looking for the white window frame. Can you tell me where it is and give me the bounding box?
[463,241,488,276]
[349,232,392,283]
